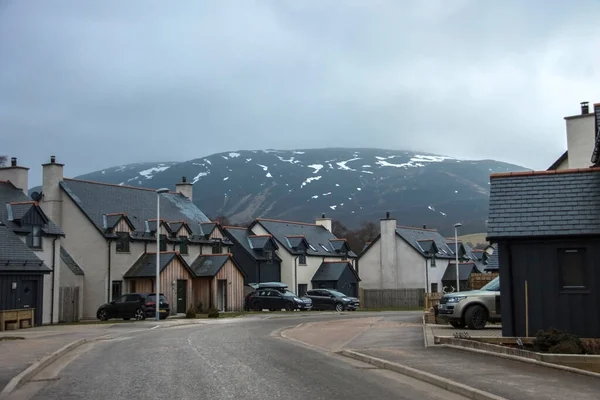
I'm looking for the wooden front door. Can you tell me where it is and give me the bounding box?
[176,280,187,314]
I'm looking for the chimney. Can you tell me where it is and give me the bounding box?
[175,176,193,201]
[581,102,590,115]
[422,224,427,229]
[0,157,29,196]
[316,213,332,232]
[41,155,64,226]
[379,211,398,289]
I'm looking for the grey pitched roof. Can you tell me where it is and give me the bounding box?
[225,227,279,261]
[60,247,85,276]
[60,179,210,236]
[487,170,600,239]
[190,254,229,277]
[254,219,357,258]
[0,182,64,236]
[0,224,50,273]
[249,235,270,249]
[396,227,456,259]
[312,261,360,282]
[8,202,36,220]
[124,252,186,278]
[484,244,499,271]
[442,262,478,282]
[548,150,568,171]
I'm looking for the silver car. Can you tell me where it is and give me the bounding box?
[437,277,501,329]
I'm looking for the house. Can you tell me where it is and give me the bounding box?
[359,213,476,293]
[189,254,246,311]
[226,215,358,296]
[224,226,282,289]
[0,158,65,326]
[488,102,600,338]
[32,156,243,318]
[311,261,361,297]
[441,262,480,292]
[548,101,599,170]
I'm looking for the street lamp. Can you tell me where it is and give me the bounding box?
[155,188,170,321]
[454,223,462,292]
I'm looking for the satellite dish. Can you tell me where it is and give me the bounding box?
[31,191,42,202]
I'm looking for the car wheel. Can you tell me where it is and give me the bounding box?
[252,300,262,311]
[465,305,487,330]
[450,321,466,328]
[335,303,344,312]
[97,309,109,321]
[134,308,146,321]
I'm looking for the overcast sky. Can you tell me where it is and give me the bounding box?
[2,0,600,186]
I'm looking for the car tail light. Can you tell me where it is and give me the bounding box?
[145,302,156,308]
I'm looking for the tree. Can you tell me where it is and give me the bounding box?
[212,215,231,226]
[0,155,7,167]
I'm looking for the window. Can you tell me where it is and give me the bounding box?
[431,283,438,293]
[298,284,308,296]
[130,280,137,293]
[125,294,140,302]
[179,237,189,255]
[299,252,307,265]
[159,234,167,252]
[558,248,587,290]
[264,249,273,262]
[113,295,127,304]
[116,232,130,253]
[112,281,123,301]
[320,244,330,252]
[212,240,222,254]
[27,225,42,249]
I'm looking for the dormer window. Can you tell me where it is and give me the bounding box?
[212,239,222,254]
[27,225,42,249]
[320,244,330,253]
[116,232,130,253]
[308,244,317,252]
[159,234,167,252]
[299,251,307,265]
[264,249,273,262]
[179,237,189,255]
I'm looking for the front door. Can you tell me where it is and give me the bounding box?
[18,280,37,309]
[177,280,187,314]
[217,279,227,312]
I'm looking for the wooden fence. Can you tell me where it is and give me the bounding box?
[59,286,80,323]
[469,273,499,290]
[425,292,444,310]
[361,288,425,309]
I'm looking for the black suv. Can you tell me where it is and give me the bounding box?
[305,289,359,311]
[246,287,312,311]
[96,293,170,321]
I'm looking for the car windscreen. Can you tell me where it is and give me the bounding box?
[481,277,500,291]
[281,290,297,297]
[329,290,347,297]
[146,294,168,303]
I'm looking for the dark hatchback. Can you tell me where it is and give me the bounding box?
[97,293,170,321]
[305,289,360,311]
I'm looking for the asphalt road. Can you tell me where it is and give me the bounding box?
[17,313,468,400]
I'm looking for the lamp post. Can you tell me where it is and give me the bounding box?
[155,188,170,321]
[454,223,462,292]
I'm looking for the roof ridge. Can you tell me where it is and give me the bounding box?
[198,253,232,257]
[396,225,437,232]
[321,260,350,263]
[223,226,246,230]
[64,178,179,194]
[491,167,600,179]
[329,238,347,241]
[256,217,319,226]
[144,251,178,254]
[249,234,272,237]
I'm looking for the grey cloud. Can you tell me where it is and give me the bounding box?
[1,0,600,186]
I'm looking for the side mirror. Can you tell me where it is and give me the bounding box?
[110,301,115,304]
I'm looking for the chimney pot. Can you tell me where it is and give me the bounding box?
[321,213,325,218]
[581,101,589,115]
[386,211,390,219]
[10,157,16,167]
[423,224,427,229]
[182,176,187,183]
[50,155,56,163]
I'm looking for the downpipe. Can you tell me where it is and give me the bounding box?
[51,237,58,324]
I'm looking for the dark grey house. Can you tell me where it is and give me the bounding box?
[311,261,361,297]
[224,226,282,285]
[441,262,480,292]
[487,168,600,337]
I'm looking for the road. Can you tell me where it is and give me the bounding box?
[9,312,467,400]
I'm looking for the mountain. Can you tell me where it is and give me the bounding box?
[31,148,529,236]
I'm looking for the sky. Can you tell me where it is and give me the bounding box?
[1,0,600,186]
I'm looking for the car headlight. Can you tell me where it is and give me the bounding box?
[294,297,302,302]
[446,296,467,303]
[342,298,351,302]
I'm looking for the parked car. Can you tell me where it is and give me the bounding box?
[246,286,312,311]
[305,289,359,311]
[436,277,501,329]
[96,293,170,321]
[244,282,289,311]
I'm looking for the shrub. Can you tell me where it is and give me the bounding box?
[208,307,220,319]
[185,304,196,319]
[533,328,584,354]
[582,339,600,355]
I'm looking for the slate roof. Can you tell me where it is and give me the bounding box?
[225,227,280,261]
[190,254,230,277]
[487,169,600,239]
[396,227,456,259]
[442,262,479,282]
[0,223,50,273]
[548,150,568,171]
[312,261,360,282]
[8,202,36,220]
[0,182,63,236]
[60,247,84,276]
[60,179,210,236]
[484,244,499,272]
[249,235,270,249]
[124,252,189,278]
[253,219,357,258]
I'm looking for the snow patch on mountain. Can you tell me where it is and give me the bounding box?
[301,176,322,188]
[192,171,209,184]
[223,177,229,181]
[266,172,273,178]
[229,152,240,158]
[139,165,171,179]
[308,164,323,174]
[336,158,361,171]
[257,164,269,171]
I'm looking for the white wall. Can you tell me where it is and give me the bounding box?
[566,114,595,169]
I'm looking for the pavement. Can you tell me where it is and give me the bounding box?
[284,317,600,400]
[4,311,470,400]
